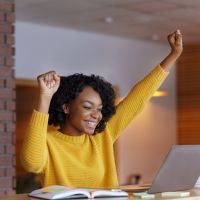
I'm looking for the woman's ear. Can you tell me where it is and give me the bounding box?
[62,104,69,114]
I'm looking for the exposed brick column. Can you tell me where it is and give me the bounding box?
[0,0,16,195]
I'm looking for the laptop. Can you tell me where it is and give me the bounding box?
[120,145,200,194]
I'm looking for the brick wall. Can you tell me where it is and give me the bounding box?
[0,0,16,195]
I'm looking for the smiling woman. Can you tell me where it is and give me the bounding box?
[61,87,103,135]
[20,30,182,189]
[47,74,115,136]
[47,72,115,135]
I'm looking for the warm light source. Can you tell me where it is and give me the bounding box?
[116,90,168,104]
[153,90,168,97]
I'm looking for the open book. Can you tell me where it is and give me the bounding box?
[29,185,128,199]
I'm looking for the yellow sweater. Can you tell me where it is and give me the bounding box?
[21,65,168,188]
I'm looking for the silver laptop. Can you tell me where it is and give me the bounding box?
[148,145,200,193]
[121,145,200,194]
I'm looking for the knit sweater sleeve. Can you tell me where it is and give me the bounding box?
[20,110,49,173]
[107,65,169,142]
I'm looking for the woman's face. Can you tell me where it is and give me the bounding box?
[63,86,103,136]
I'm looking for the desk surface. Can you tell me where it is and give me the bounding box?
[2,189,200,200]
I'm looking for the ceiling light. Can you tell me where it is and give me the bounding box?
[152,34,159,41]
[104,16,113,24]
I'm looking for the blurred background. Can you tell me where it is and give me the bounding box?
[0,0,200,195]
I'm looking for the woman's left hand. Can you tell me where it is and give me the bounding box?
[167,29,183,57]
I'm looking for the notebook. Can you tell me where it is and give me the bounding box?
[121,145,200,194]
[29,185,128,199]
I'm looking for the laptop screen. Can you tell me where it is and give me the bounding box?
[148,145,200,193]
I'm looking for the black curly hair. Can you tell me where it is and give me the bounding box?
[48,73,116,133]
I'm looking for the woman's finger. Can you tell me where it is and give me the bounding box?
[168,33,175,45]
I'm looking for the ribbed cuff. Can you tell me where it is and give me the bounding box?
[30,110,49,129]
[138,65,168,95]
[155,64,169,77]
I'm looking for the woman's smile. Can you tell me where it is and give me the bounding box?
[85,120,98,127]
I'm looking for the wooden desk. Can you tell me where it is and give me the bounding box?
[0,194,32,200]
[1,189,200,200]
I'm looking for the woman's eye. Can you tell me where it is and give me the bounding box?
[84,106,91,109]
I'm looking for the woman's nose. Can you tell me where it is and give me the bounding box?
[91,110,99,119]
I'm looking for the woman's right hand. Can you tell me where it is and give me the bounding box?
[37,71,60,97]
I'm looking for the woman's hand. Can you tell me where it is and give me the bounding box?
[167,29,183,57]
[37,71,60,97]
[160,30,183,72]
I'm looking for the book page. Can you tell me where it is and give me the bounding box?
[29,185,90,199]
[91,189,128,198]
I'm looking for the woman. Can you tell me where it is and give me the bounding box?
[21,30,183,188]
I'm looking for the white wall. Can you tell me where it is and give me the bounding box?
[16,21,176,184]
[117,100,176,184]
